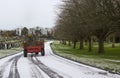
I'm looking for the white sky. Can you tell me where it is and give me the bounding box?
[0,0,61,30]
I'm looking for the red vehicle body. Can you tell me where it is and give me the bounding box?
[22,38,45,57]
[26,46,42,53]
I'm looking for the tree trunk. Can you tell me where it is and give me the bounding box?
[63,40,66,45]
[64,40,66,45]
[98,39,104,53]
[80,39,84,50]
[68,40,71,46]
[73,40,76,49]
[112,34,115,48]
[85,40,88,46]
[88,37,92,52]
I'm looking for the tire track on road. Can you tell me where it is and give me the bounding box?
[0,54,22,78]
[8,55,22,78]
[31,55,63,78]
[0,61,9,78]
[28,55,45,78]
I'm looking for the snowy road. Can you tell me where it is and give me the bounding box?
[0,41,120,78]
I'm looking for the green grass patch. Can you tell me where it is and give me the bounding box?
[51,41,120,73]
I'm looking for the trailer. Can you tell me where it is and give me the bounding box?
[22,34,45,57]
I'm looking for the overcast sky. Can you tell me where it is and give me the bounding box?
[0,0,61,30]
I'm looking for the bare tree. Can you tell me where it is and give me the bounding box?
[54,0,120,53]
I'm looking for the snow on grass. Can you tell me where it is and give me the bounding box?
[54,51,120,74]
[51,41,120,74]
[0,48,22,58]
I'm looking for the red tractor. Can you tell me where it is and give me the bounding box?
[22,34,45,57]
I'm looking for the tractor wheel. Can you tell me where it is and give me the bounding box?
[35,52,39,55]
[41,49,45,56]
[24,50,27,57]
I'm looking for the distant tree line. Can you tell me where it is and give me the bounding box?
[21,27,53,39]
[0,30,18,37]
[54,0,120,53]
[0,30,21,50]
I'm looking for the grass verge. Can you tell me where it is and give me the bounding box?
[0,47,22,58]
[51,41,120,74]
